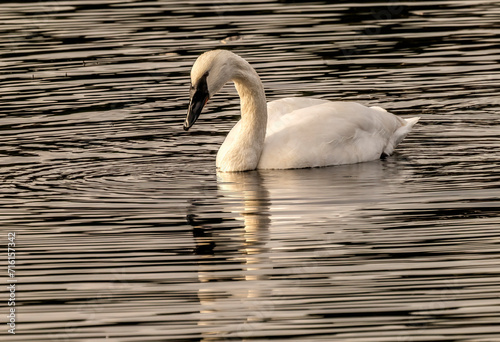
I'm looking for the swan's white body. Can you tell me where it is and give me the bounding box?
[185,50,419,172]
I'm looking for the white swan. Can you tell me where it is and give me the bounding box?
[184,50,419,172]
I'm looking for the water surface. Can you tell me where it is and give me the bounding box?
[1,1,500,341]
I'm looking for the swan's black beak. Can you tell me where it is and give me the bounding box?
[184,93,209,131]
[184,72,210,131]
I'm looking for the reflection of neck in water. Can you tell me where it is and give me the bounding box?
[189,171,271,340]
[218,171,271,278]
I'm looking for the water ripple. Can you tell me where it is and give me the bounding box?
[1,0,500,341]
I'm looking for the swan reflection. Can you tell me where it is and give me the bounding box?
[190,171,272,340]
[189,160,412,340]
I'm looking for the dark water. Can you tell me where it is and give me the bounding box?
[1,0,500,341]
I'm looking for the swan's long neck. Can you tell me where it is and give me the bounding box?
[234,66,268,149]
[216,57,267,172]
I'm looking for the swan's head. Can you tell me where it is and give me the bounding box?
[184,50,234,131]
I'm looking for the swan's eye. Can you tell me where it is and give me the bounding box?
[189,72,210,99]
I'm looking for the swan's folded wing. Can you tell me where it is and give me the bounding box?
[265,97,330,135]
[259,101,406,169]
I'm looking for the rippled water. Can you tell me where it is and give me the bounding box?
[2,0,500,341]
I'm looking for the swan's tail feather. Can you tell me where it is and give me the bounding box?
[383,116,420,156]
[404,116,420,128]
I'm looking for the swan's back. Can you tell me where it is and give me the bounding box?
[256,98,418,169]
